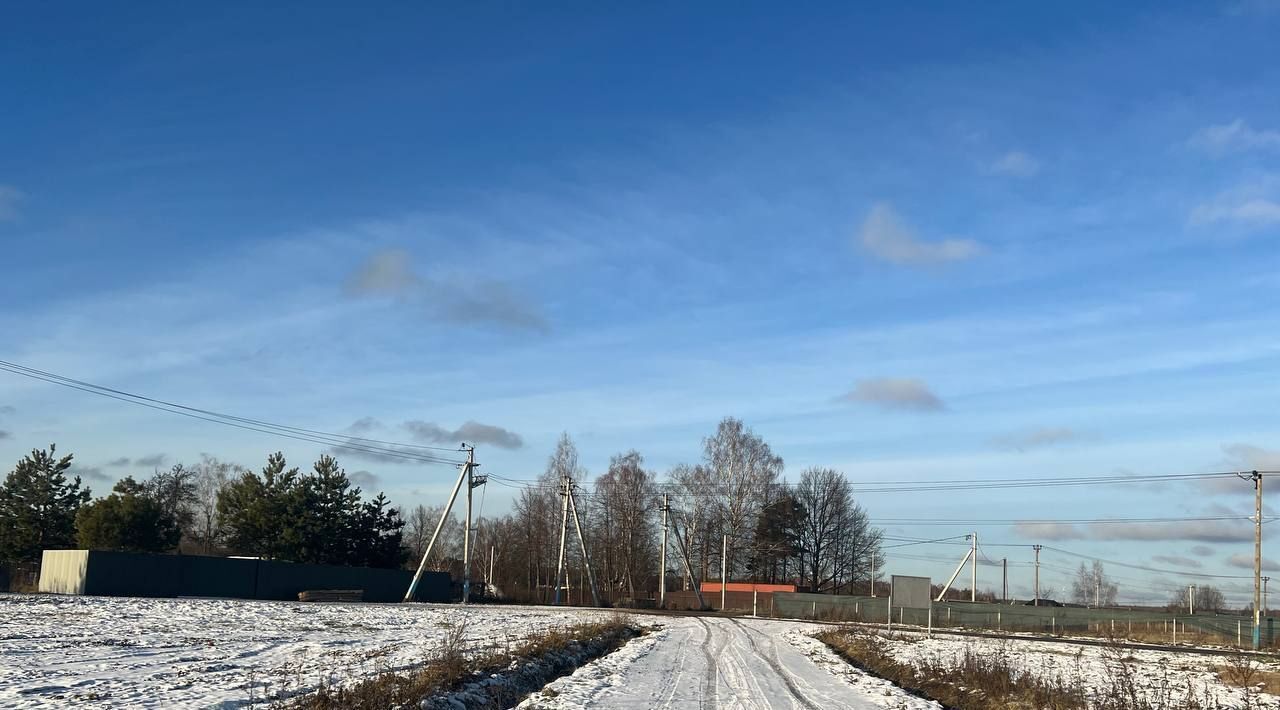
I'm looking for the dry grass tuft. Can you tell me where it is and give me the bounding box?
[277,615,638,709]
[818,626,1233,710]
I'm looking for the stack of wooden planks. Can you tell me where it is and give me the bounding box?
[297,589,364,602]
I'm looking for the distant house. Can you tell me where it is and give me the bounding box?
[700,582,796,594]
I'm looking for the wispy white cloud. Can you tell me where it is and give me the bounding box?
[1223,443,1280,472]
[1152,554,1202,569]
[988,151,1040,177]
[349,470,381,489]
[1190,120,1280,156]
[1227,0,1280,14]
[1190,198,1280,227]
[70,465,109,482]
[841,377,945,412]
[403,420,524,449]
[1228,553,1280,572]
[344,249,421,297]
[345,249,550,332]
[857,203,982,266]
[1014,518,1252,543]
[991,427,1086,452]
[0,185,23,222]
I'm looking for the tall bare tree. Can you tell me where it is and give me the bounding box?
[667,462,715,589]
[1071,561,1118,606]
[702,417,782,579]
[190,455,241,554]
[593,451,658,599]
[403,504,463,572]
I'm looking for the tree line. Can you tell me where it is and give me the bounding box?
[0,417,884,604]
[471,417,885,604]
[0,445,405,570]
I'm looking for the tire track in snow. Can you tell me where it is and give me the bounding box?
[694,616,724,708]
[728,618,822,710]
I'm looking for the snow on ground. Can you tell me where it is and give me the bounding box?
[519,616,940,709]
[875,629,1280,709]
[0,593,611,708]
[9,592,1270,709]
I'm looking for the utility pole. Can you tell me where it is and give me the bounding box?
[1002,558,1008,603]
[404,445,474,602]
[870,549,877,597]
[488,545,495,597]
[970,532,978,603]
[659,493,669,609]
[461,447,486,605]
[721,534,728,611]
[1188,584,1196,615]
[567,478,601,607]
[1265,576,1271,616]
[553,473,571,606]
[669,511,707,609]
[1252,471,1263,649]
[1033,545,1042,607]
[1095,578,1100,608]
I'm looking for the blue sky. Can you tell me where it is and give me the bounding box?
[2,2,1280,604]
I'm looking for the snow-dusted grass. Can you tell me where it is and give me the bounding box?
[819,624,1280,709]
[291,615,640,709]
[0,593,612,708]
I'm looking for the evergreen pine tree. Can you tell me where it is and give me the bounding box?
[75,477,182,552]
[0,444,91,561]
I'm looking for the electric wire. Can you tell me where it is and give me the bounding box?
[0,360,466,466]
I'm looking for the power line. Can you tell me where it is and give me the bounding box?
[0,359,466,466]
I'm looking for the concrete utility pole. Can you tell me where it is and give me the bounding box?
[659,493,669,609]
[1253,471,1263,650]
[462,447,486,605]
[1002,558,1008,603]
[1188,585,1196,615]
[669,512,707,609]
[870,550,877,597]
[721,534,728,611]
[553,474,571,605]
[936,537,974,602]
[1265,576,1271,615]
[1095,578,1100,608]
[567,479,601,607]
[488,545,495,596]
[404,445,475,602]
[970,532,978,603]
[1033,544,1042,607]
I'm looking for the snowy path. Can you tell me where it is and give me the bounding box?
[521,616,938,709]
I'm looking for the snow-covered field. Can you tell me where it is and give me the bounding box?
[0,593,611,708]
[6,592,1273,709]
[875,629,1280,709]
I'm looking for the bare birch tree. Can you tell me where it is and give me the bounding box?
[702,417,782,579]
